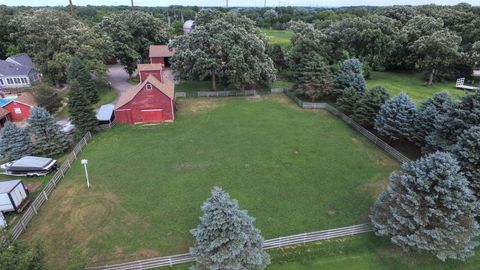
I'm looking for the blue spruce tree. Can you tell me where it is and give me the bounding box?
[452,126,480,195]
[370,152,480,261]
[374,93,417,141]
[0,122,31,161]
[414,92,454,148]
[334,58,367,93]
[426,92,480,152]
[190,187,270,270]
[27,107,72,156]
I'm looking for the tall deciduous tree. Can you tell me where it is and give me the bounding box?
[374,93,417,141]
[67,57,99,104]
[99,11,168,76]
[452,126,480,195]
[13,9,112,86]
[27,107,71,157]
[172,9,276,90]
[0,122,31,161]
[190,186,270,270]
[353,86,390,128]
[67,80,98,136]
[410,29,462,85]
[370,152,480,261]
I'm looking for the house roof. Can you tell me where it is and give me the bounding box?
[0,180,21,194]
[96,104,115,121]
[149,45,175,58]
[0,60,33,76]
[0,107,10,118]
[14,92,37,107]
[115,75,175,109]
[137,64,164,72]
[0,98,13,107]
[6,53,35,69]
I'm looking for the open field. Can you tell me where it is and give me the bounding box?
[21,95,398,267]
[261,29,294,47]
[367,71,466,103]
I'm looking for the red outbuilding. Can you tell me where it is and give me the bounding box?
[0,108,11,128]
[115,64,175,125]
[149,45,175,67]
[2,92,37,121]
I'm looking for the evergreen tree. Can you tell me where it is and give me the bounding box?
[370,152,480,261]
[336,87,364,116]
[426,92,480,152]
[452,126,480,195]
[0,122,31,161]
[414,92,454,149]
[334,58,367,93]
[353,86,390,128]
[190,187,270,270]
[294,58,334,102]
[67,57,99,104]
[27,107,72,156]
[374,93,417,141]
[68,80,98,136]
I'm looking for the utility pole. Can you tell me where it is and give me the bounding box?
[226,0,228,8]
[130,0,135,12]
[69,0,75,16]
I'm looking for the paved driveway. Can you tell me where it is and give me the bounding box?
[106,64,134,103]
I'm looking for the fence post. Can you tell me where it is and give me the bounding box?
[33,205,38,215]
[43,191,48,201]
[169,257,173,267]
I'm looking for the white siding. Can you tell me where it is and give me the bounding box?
[0,193,14,212]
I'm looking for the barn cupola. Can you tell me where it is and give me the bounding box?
[137,63,164,83]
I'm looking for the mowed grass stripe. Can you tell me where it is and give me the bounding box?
[21,96,398,267]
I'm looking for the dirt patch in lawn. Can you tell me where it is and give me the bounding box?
[361,180,389,199]
[25,182,42,192]
[176,98,226,115]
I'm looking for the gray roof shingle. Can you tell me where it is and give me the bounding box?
[6,53,35,69]
[0,60,33,76]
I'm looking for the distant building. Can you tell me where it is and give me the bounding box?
[0,92,37,122]
[0,53,41,89]
[183,20,194,34]
[149,45,175,67]
[115,64,175,124]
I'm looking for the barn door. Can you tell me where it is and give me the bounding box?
[141,109,164,123]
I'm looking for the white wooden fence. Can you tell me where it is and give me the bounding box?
[284,91,411,164]
[175,92,187,98]
[197,90,256,97]
[7,132,92,241]
[85,223,372,270]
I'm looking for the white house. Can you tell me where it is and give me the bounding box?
[0,53,41,89]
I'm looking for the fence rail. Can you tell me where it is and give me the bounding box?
[85,223,371,270]
[284,91,410,164]
[8,132,92,241]
[175,92,187,98]
[197,90,256,97]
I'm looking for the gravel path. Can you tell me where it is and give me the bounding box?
[106,64,134,103]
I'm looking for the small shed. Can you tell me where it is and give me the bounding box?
[1,92,37,121]
[0,180,29,213]
[96,104,115,124]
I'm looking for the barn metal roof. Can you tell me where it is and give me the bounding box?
[96,104,115,121]
[149,45,175,58]
[0,180,21,193]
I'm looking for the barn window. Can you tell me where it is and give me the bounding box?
[146,84,153,90]
[14,108,21,114]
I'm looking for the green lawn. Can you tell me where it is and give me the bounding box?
[21,96,398,267]
[261,29,293,47]
[367,71,466,103]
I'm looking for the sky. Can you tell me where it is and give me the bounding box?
[2,0,478,7]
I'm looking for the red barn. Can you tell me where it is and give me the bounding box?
[0,108,11,128]
[2,92,37,121]
[115,65,175,124]
[149,45,175,67]
[138,63,164,82]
